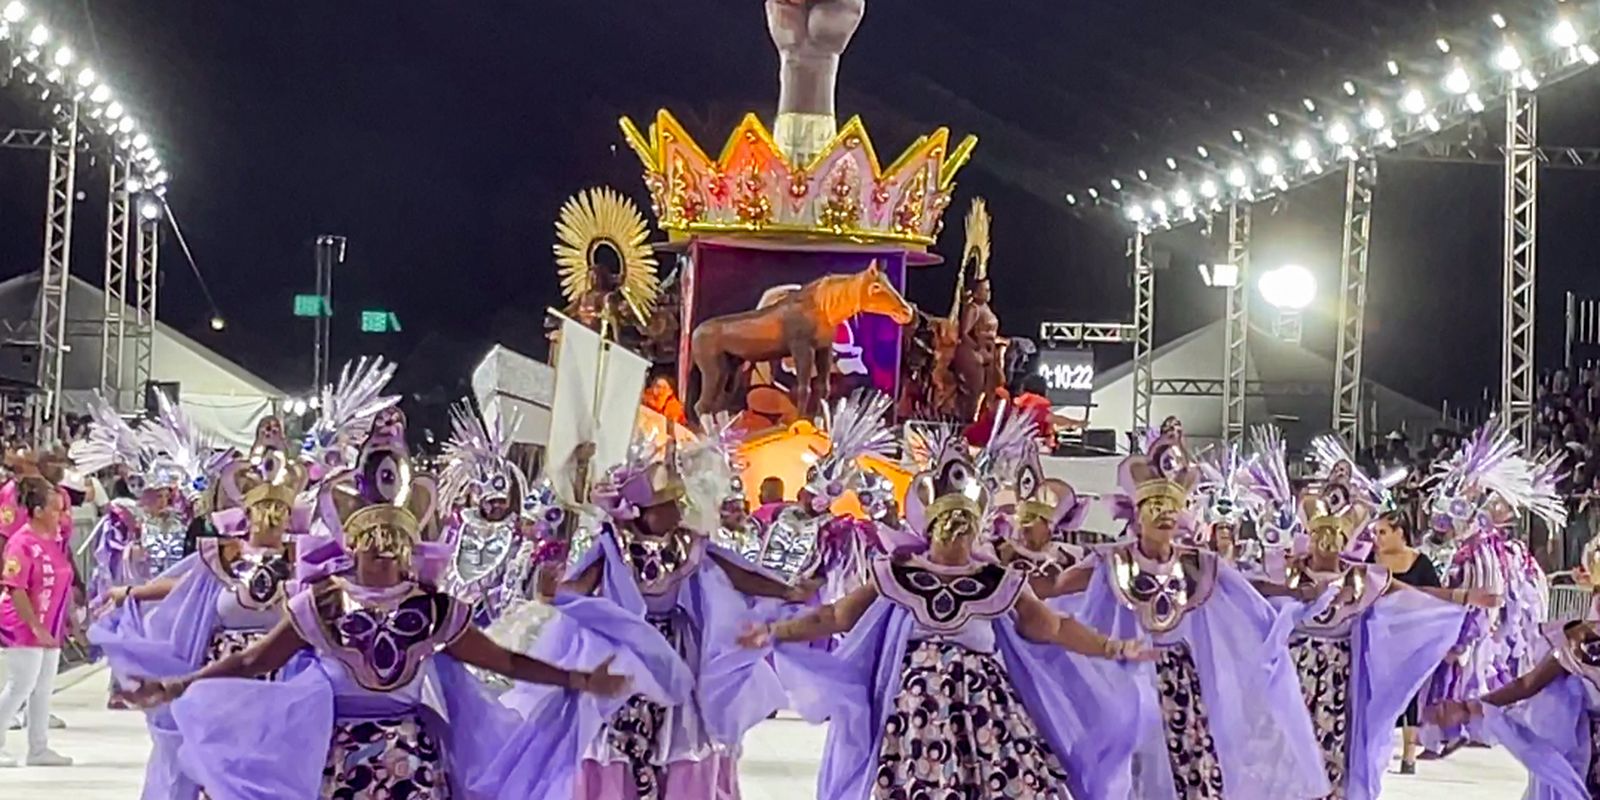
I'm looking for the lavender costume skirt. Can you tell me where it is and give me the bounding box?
[1290,635,1354,800]
[1153,644,1226,800]
[875,640,1073,799]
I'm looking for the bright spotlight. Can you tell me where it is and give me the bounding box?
[1552,19,1581,49]
[1124,203,1146,223]
[1400,88,1427,115]
[1495,45,1522,72]
[1581,45,1600,65]
[1136,168,1149,181]
[139,199,161,220]
[132,132,149,149]
[88,83,110,103]
[1386,60,1400,76]
[1086,187,1100,200]
[1225,165,1248,187]
[1064,193,1077,206]
[1362,106,1386,130]
[1231,129,1244,143]
[1291,138,1315,161]
[209,316,226,332]
[1435,37,1451,53]
[1466,92,1486,113]
[105,100,123,119]
[1519,69,1540,90]
[1198,263,1240,288]
[1149,198,1168,217]
[51,45,71,67]
[1342,80,1357,96]
[1259,264,1317,311]
[27,22,46,45]
[1422,113,1442,132]
[1444,66,1472,95]
[126,175,143,193]
[1196,145,1210,159]
[1302,97,1317,113]
[1266,112,1281,127]
[1109,178,1123,191]
[1491,13,1506,30]
[117,116,135,133]
[1256,154,1280,176]
[1165,156,1178,170]
[1326,120,1352,145]
[1172,187,1194,208]
[1198,178,1219,199]
[153,169,169,185]
[75,67,93,87]
[2,2,24,23]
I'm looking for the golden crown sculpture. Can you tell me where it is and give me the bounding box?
[619,110,977,248]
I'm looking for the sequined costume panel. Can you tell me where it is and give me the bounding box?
[319,716,450,799]
[1154,644,1225,799]
[874,640,1073,800]
[601,614,677,800]
[1290,635,1353,799]
[1108,545,1218,634]
[140,512,191,577]
[870,558,1025,635]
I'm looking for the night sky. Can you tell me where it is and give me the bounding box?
[4,0,1600,419]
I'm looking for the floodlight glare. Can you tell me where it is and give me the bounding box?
[1164,157,1177,170]
[27,22,46,45]
[1258,264,1317,311]
[1491,13,1506,30]
[1124,203,1145,222]
[1149,198,1168,217]
[1302,97,1317,113]
[132,132,149,148]
[1466,92,1486,113]
[89,83,110,103]
[153,169,169,185]
[1581,44,1600,65]
[51,45,71,67]
[1110,178,1123,191]
[1519,69,1540,90]
[2,2,23,23]
[1198,178,1219,199]
[1291,138,1315,161]
[209,316,226,332]
[1064,193,1077,206]
[139,199,161,220]
[1552,19,1581,49]
[1086,187,1100,199]
[1172,187,1194,208]
[1226,165,1248,187]
[1198,263,1240,288]
[1444,66,1472,94]
[105,101,123,119]
[117,116,135,133]
[1342,80,1357,96]
[1256,154,1279,176]
[1386,60,1400,76]
[126,175,143,193]
[1435,37,1451,53]
[1266,112,1281,127]
[1231,129,1245,143]
[1196,145,1210,159]
[1422,113,1442,132]
[1137,169,1149,181]
[1362,106,1386,130]
[1326,120,1352,145]
[75,67,93,87]
[1495,45,1522,72]
[1400,88,1427,115]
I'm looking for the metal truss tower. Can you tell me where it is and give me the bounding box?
[133,213,160,401]
[1502,87,1538,444]
[1221,203,1250,446]
[100,160,131,408]
[1131,232,1155,436]
[1333,159,1376,450]
[33,104,78,444]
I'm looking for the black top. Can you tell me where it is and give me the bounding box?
[1389,550,1441,589]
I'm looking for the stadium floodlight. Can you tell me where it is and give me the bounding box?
[1086,187,1099,199]
[1257,153,1280,176]
[89,83,110,103]
[1326,120,1352,145]
[1435,37,1451,53]
[1198,263,1240,288]
[132,132,149,149]
[1551,19,1581,49]
[139,199,161,220]
[1302,97,1317,113]
[1342,80,1357,96]
[1386,60,1400,76]
[1491,13,1506,30]
[1172,187,1193,208]
[1110,178,1123,191]
[1226,165,1248,187]
[1362,106,1386,130]
[1137,168,1149,181]
[1266,112,1281,127]
[1149,198,1168,217]
[1064,193,1077,206]
[1259,264,1317,311]
[1165,157,1178,170]
[105,100,123,119]
[1124,203,1145,223]
[1444,65,1472,94]
[1466,92,1486,113]
[1581,44,1600,65]
[1198,178,1219,199]
[118,116,135,133]
[126,175,143,193]
[1422,113,1442,132]
[1495,45,1522,72]
[75,67,93,87]
[1400,88,1427,115]
[1519,69,1540,90]
[1291,138,1315,161]
[2,2,23,23]
[1196,145,1210,159]
[1231,129,1245,143]
[27,22,46,45]
[51,45,71,67]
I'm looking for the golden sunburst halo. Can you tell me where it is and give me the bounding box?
[553,187,661,326]
[962,197,990,281]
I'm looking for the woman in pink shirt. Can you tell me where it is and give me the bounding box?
[0,477,74,767]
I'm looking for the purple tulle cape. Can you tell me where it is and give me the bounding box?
[771,596,1149,800]
[1073,556,1331,799]
[1479,667,1593,800]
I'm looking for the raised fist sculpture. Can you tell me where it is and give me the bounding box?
[765,0,866,161]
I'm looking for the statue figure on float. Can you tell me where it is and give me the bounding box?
[765,0,867,163]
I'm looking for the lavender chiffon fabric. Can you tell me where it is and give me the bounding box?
[772,597,1148,800]
[1073,556,1330,800]
[1480,671,1592,800]
[501,533,785,782]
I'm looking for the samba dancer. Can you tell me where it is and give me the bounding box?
[508,433,804,799]
[1420,420,1564,753]
[749,432,1152,799]
[983,411,1092,597]
[1064,433,1329,799]
[117,459,631,799]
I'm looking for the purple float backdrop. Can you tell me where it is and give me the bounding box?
[681,241,908,412]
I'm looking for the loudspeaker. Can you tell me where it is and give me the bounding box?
[1082,428,1118,453]
[145,381,180,415]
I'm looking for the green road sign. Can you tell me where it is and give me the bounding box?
[360,310,402,333]
[293,294,331,318]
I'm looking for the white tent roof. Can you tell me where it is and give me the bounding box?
[471,344,554,447]
[1088,319,1444,449]
[0,272,284,446]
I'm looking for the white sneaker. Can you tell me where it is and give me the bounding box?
[0,750,18,768]
[47,715,65,730]
[26,749,72,766]
[6,715,19,731]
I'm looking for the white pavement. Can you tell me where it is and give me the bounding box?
[2,665,1536,799]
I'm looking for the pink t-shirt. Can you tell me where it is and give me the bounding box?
[0,481,73,544]
[0,526,75,646]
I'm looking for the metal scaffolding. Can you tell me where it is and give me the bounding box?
[1221,203,1250,446]
[1502,87,1538,444]
[100,160,131,408]
[33,104,78,444]
[1333,159,1376,449]
[133,214,160,401]
[1130,231,1156,435]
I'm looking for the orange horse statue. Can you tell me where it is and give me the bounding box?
[691,261,914,419]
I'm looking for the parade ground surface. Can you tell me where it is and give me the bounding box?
[1,664,1535,799]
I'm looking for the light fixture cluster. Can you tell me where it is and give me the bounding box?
[1,1,169,193]
[1064,6,1600,231]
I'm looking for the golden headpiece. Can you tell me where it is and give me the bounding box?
[553,187,662,328]
[238,456,308,512]
[343,504,422,561]
[907,430,988,543]
[1301,478,1373,556]
[1120,434,1199,512]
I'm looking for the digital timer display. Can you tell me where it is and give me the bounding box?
[1035,347,1094,406]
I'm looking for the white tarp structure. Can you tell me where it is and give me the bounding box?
[0,272,283,447]
[1088,319,1445,450]
[470,343,554,447]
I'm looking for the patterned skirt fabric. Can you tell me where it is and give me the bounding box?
[1290,635,1354,800]
[1154,644,1226,800]
[602,614,676,800]
[205,628,278,681]
[320,716,450,799]
[874,640,1073,799]
[1587,714,1600,798]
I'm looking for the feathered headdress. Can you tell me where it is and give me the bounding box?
[802,390,896,509]
[1196,442,1253,531]
[137,392,221,499]
[1308,434,1388,509]
[907,431,989,543]
[1429,418,1566,536]
[974,402,1039,493]
[1241,425,1302,552]
[438,399,528,520]
[301,357,401,475]
[67,395,146,477]
[673,413,746,532]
